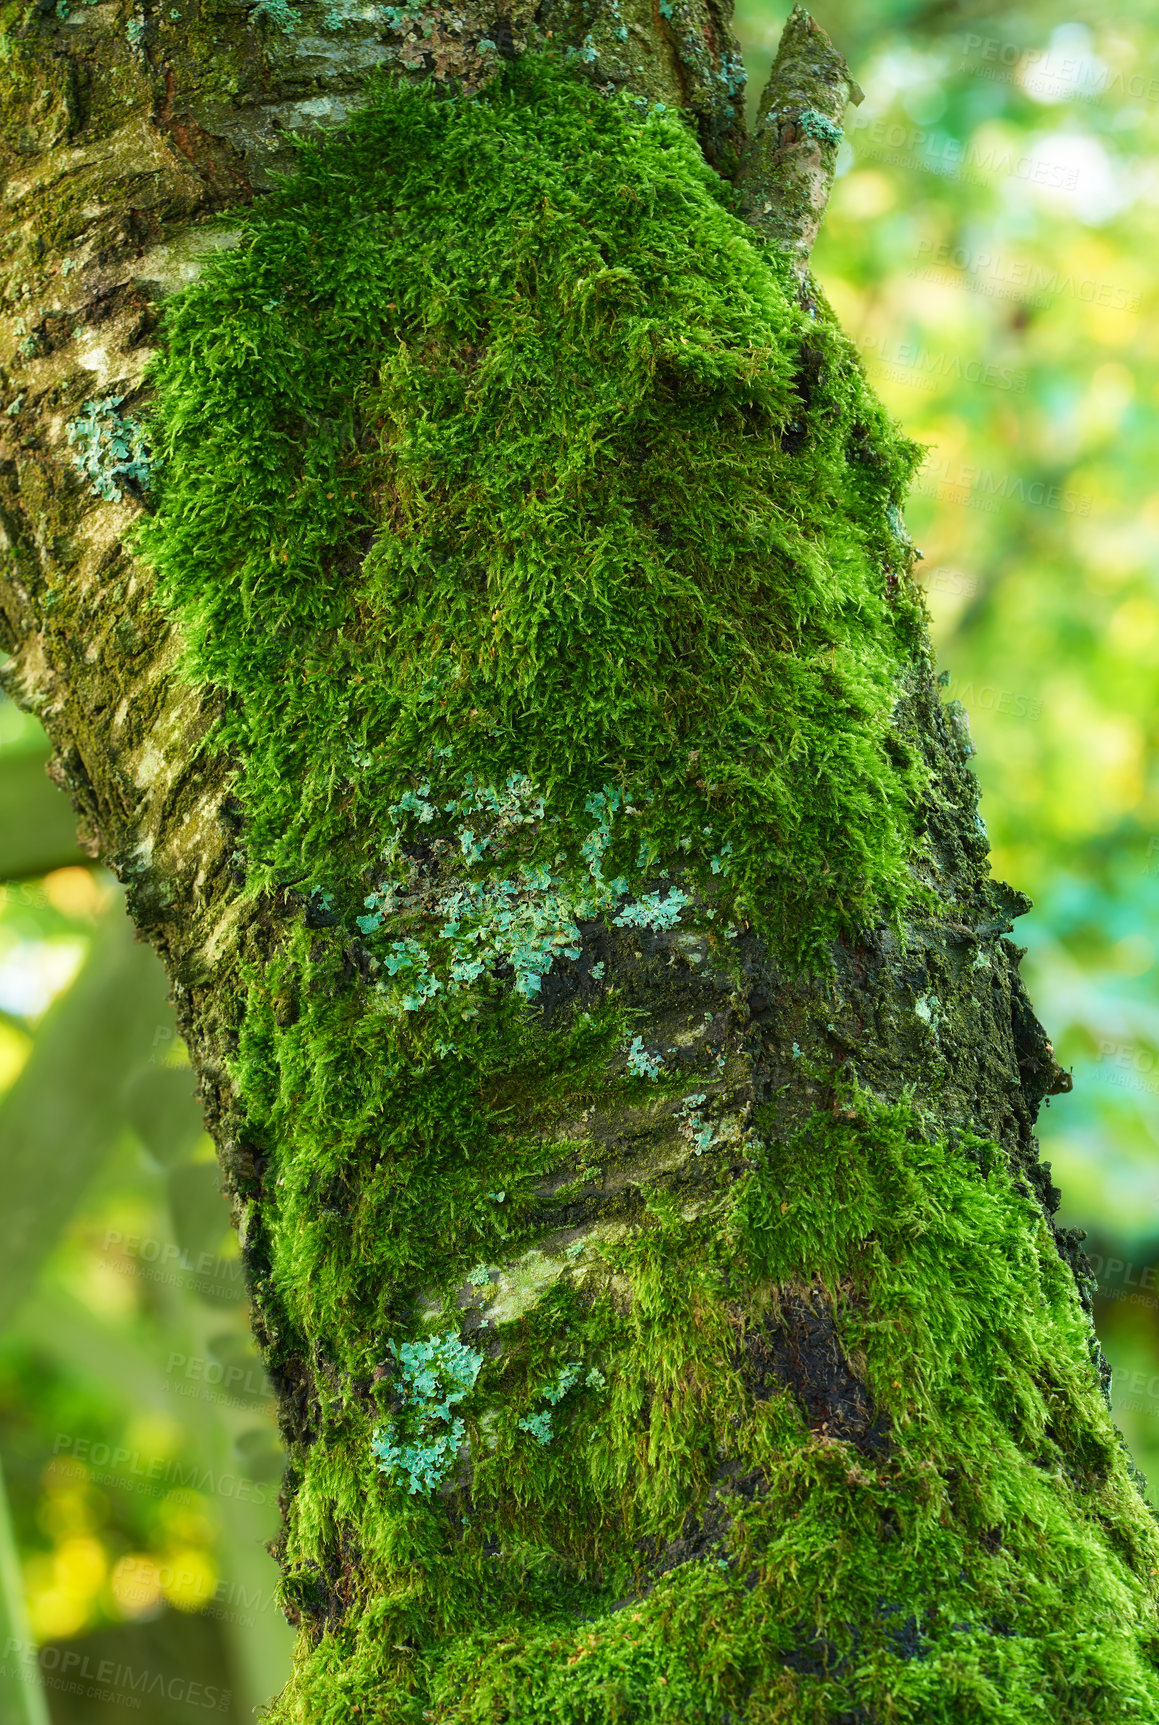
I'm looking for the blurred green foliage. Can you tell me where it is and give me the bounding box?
[1,0,1157,1710]
[0,810,292,1713]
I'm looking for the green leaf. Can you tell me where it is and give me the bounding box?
[0,1455,50,1725]
[0,902,172,1330]
[167,1162,235,1272]
[0,746,86,881]
[122,1065,205,1167]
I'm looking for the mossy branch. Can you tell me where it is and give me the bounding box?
[738,4,864,272]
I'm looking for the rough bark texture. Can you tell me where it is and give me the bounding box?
[2,5,1158,1722]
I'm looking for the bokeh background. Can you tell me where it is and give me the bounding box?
[1,1,1157,1715]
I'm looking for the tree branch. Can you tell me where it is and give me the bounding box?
[738,3,864,275]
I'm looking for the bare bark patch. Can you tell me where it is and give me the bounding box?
[742,1286,891,1455]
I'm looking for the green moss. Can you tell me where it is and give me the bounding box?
[135,53,926,975]
[122,54,1159,1724]
[261,1088,1159,1723]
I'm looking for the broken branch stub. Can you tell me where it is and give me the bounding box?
[740,4,864,274]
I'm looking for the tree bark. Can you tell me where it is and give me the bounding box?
[2,3,1157,1721]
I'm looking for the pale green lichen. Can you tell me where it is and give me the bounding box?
[251,0,298,29]
[518,1361,583,1445]
[795,106,843,146]
[66,395,152,502]
[626,1035,663,1080]
[678,1089,715,1153]
[350,774,670,1008]
[371,1330,484,1494]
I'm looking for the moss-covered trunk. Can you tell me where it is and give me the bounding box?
[3,3,1158,1719]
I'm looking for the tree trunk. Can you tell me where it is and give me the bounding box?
[2,2,1157,1719]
